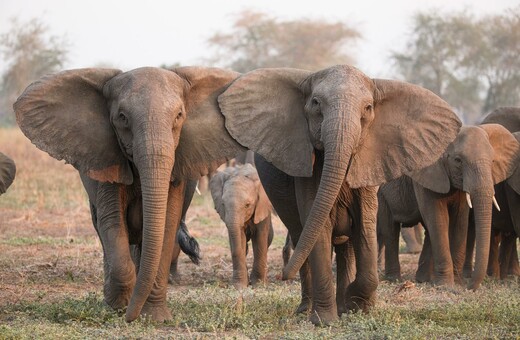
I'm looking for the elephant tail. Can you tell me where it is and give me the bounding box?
[177,219,201,265]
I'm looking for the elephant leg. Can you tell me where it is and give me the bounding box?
[402,226,422,254]
[415,186,454,286]
[448,198,469,285]
[384,222,402,281]
[141,182,185,322]
[416,229,434,283]
[414,223,423,245]
[308,222,336,325]
[168,239,181,284]
[509,239,520,276]
[487,229,501,278]
[498,233,515,280]
[95,183,136,310]
[346,187,378,314]
[463,213,475,278]
[250,217,272,286]
[282,233,292,267]
[335,239,355,316]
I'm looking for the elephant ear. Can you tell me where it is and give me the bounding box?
[479,124,520,184]
[239,164,272,224]
[409,156,450,193]
[0,152,16,195]
[13,68,133,184]
[209,169,233,220]
[171,67,247,180]
[506,132,520,194]
[347,79,462,188]
[218,68,314,177]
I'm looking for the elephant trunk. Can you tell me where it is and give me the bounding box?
[468,192,492,290]
[226,216,248,289]
[464,165,493,291]
[125,130,175,322]
[283,103,358,279]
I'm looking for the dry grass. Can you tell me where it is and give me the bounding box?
[0,127,519,339]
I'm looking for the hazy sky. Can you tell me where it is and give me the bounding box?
[1,0,518,77]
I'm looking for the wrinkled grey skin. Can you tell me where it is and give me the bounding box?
[0,152,15,195]
[219,65,461,325]
[465,108,520,279]
[210,164,273,289]
[378,125,519,290]
[14,67,246,322]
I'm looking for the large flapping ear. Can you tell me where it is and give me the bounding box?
[218,68,314,177]
[0,152,16,195]
[170,67,247,180]
[347,79,462,188]
[209,169,232,220]
[479,124,520,184]
[409,157,450,193]
[505,132,520,194]
[13,68,133,184]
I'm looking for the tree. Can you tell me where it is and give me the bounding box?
[392,8,520,123]
[0,18,68,126]
[206,10,361,72]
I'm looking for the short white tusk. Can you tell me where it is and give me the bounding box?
[195,184,201,195]
[492,196,501,211]
[466,192,473,209]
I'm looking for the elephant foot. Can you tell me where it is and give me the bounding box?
[433,276,455,287]
[337,303,347,316]
[415,270,432,283]
[140,302,172,322]
[103,281,134,310]
[383,273,401,282]
[295,298,311,314]
[309,308,338,326]
[250,272,267,287]
[345,295,375,314]
[168,271,182,285]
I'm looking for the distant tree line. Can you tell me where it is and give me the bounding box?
[1,8,519,126]
[392,7,520,123]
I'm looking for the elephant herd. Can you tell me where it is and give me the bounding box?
[6,64,519,325]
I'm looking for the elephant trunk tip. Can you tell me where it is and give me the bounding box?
[281,259,299,280]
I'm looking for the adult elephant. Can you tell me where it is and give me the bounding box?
[218,65,462,324]
[378,125,519,289]
[464,107,520,279]
[0,152,16,195]
[14,67,246,322]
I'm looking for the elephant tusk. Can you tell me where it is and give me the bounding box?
[492,196,501,211]
[195,183,201,195]
[466,192,473,209]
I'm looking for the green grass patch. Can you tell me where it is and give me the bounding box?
[0,236,95,246]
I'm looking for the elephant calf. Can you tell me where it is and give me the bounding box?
[210,163,274,289]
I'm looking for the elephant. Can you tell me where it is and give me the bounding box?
[209,163,274,289]
[377,124,519,290]
[217,65,462,324]
[14,66,247,322]
[0,152,16,195]
[464,107,520,279]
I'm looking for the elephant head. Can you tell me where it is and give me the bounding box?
[209,164,271,288]
[482,107,520,132]
[412,124,520,290]
[0,152,16,195]
[218,65,462,279]
[14,66,245,321]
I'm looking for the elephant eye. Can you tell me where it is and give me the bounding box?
[175,111,183,121]
[119,111,129,125]
[245,202,251,208]
[454,156,462,164]
[365,104,373,112]
[311,98,320,107]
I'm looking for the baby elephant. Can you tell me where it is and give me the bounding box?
[210,164,274,289]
